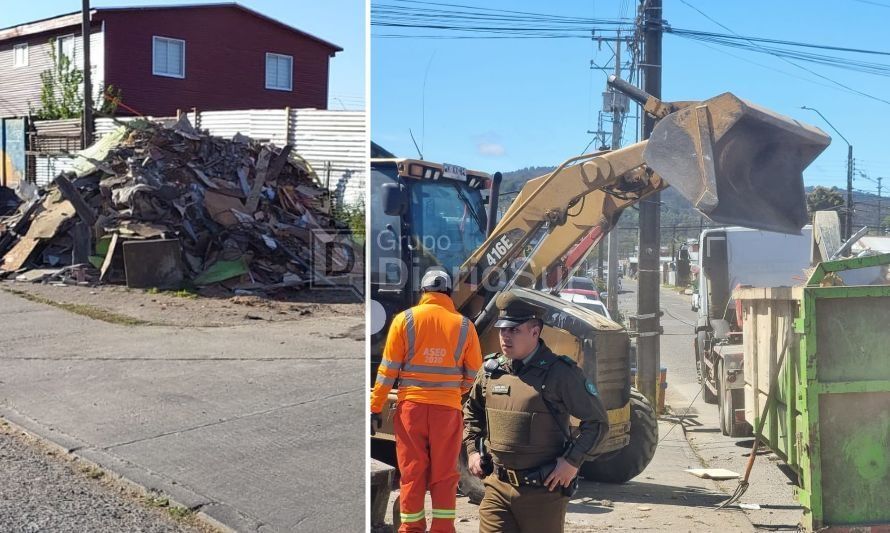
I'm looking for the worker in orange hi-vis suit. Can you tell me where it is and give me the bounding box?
[370,267,483,533]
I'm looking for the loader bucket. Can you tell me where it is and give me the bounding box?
[644,93,830,234]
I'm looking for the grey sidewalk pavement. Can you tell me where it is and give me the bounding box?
[0,290,365,532]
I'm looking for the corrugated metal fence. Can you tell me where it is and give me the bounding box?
[30,119,82,186]
[290,109,365,206]
[34,108,366,206]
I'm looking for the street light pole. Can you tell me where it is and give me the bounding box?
[802,106,852,238]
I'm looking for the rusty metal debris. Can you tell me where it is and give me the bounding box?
[0,117,352,294]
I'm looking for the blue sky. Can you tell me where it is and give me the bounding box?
[372,0,890,192]
[1,0,365,110]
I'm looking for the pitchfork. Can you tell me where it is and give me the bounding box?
[717,334,790,510]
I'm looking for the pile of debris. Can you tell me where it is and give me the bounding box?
[0,116,357,294]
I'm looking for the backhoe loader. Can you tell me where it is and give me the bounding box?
[370,78,830,502]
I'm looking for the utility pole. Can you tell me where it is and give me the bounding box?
[597,243,605,281]
[81,0,93,148]
[606,34,623,318]
[878,177,884,234]
[846,144,854,237]
[637,0,662,406]
[802,106,852,238]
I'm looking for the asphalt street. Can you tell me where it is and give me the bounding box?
[0,422,204,533]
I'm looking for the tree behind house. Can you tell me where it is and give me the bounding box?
[32,38,84,120]
[30,37,123,121]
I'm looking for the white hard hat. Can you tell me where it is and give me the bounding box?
[420,267,452,292]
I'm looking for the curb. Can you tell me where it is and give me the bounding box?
[0,406,261,533]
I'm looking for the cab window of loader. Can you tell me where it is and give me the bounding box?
[410,180,487,274]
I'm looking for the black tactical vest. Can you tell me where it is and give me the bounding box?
[483,351,569,470]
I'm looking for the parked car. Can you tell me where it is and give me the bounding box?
[559,293,612,320]
[561,276,600,300]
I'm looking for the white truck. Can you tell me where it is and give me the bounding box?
[692,226,811,437]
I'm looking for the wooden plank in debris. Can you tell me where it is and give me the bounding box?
[99,232,119,282]
[29,199,75,239]
[0,198,45,256]
[1,193,76,272]
[245,145,293,213]
[245,148,272,214]
[267,145,294,184]
[1,237,41,271]
[72,222,92,265]
[237,165,251,196]
[54,174,97,226]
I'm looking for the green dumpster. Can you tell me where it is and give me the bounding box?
[736,253,890,531]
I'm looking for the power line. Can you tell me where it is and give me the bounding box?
[685,37,845,93]
[851,0,890,7]
[669,28,890,58]
[676,0,890,105]
[373,0,890,105]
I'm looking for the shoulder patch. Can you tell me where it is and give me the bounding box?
[557,355,578,366]
[585,380,599,396]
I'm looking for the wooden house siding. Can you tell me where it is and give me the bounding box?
[98,5,335,116]
[0,24,104,118]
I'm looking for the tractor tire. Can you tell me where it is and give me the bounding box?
[580,387,658,483]
[718,360,753,438]
[457,448,485,504]
[697,332,717,405]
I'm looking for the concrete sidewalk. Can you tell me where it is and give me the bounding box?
[0,290,365,532]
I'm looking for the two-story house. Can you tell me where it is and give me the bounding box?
[0,2,343,118]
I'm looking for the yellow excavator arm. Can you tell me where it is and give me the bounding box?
[453,79,831,328]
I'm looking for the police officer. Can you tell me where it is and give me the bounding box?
[463,291,608,533]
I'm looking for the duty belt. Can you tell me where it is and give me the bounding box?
[492,462,552,488]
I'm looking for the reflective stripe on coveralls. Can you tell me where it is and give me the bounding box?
[397,313,470,386]
[400,510,426,523]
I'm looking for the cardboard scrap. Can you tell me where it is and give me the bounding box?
[684,468,740,480]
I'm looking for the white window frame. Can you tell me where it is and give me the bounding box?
[265,52,293,91]
[57,34,76,64]
[13,43,28,68]
[152,35,186,79]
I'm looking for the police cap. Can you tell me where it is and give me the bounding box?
[493,291,543,328]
